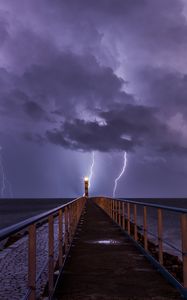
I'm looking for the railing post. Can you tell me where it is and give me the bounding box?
[72,203,76,232]
[118,202,120,225]
[134,204,138,241]
[116,200,118,223]
[110,199,112,218]
[157,208,163,265]
[76,201,78,225]
[127,203,130,234]
[28,224,36,300]
[74,202,77,230]
[181,213,187,288]
[48,215,54,298]
[143,206,148,251]
[77,201,79,225]
[69,204,72,243]
[58,209,63,268]
[113,200,115,220]
[122,202,125,230]
[65,206,68,253]
[112,200,114,220]
[115,201,117,223]
[115,200,117,222]
[118,201,120,224]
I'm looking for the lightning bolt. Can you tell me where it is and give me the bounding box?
[88,151,95,189]
[113,151,127,198]
[0,146,13,198]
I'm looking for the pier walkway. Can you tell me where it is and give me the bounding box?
[54,199,180,300]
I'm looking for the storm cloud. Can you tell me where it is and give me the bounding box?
[45,103,184,157]
[0,0,187,197]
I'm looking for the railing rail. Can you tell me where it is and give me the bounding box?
[95,196,187,213]
[94,196,187,298]
[0,197,84,241]
[0,196,86,300]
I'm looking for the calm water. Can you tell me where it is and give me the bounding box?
[0,198,73,229]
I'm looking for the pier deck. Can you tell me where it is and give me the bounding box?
[54,199,181,300]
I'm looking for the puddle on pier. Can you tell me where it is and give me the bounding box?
[87,239,122,245]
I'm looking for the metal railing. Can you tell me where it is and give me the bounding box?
[94,197,187,298]
[0,196,86,300]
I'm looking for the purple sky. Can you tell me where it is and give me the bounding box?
[1,0,187,198]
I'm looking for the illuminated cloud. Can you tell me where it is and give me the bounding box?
[0,0,187,196]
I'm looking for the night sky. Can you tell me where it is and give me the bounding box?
[1,0,187,198]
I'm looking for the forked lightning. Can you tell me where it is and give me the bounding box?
[88,152,95,189]
[113,151,127,198]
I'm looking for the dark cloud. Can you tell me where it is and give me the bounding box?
[0,50,134,126]
[1,0,187,197]
[46,119,136,152]
[159,143,187,156]
[23,101,46,121]
[22,132,45,144]
[44,102,187,159]
[0,17,9,47]
[54,0,187,57]
[136,67,187,116]
[64,0,144,14]
[99,104,159,137]
[45,104,172,153]
[46,129,69,148]
[21,52,132,111]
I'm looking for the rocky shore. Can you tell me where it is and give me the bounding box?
[134,223,183,284]
[0,219,59,300]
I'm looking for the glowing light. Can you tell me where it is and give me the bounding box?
[113,151,127,198]
[83,151,95,195]
[88,152,95,188]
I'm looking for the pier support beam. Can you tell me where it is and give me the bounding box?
[157,208,163,265]
[48,215,54,298]
[28,224,36,300]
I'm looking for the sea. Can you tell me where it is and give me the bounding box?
[121,198,187,258]
[0,198,72,229]
[0,197,187,258]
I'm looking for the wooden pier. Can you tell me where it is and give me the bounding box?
[54,199,181,300]
[1,194,187,300]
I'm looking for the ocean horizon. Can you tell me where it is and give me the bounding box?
[0,197,186,257]
[0,198,73,229]
[0,197,187,229]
